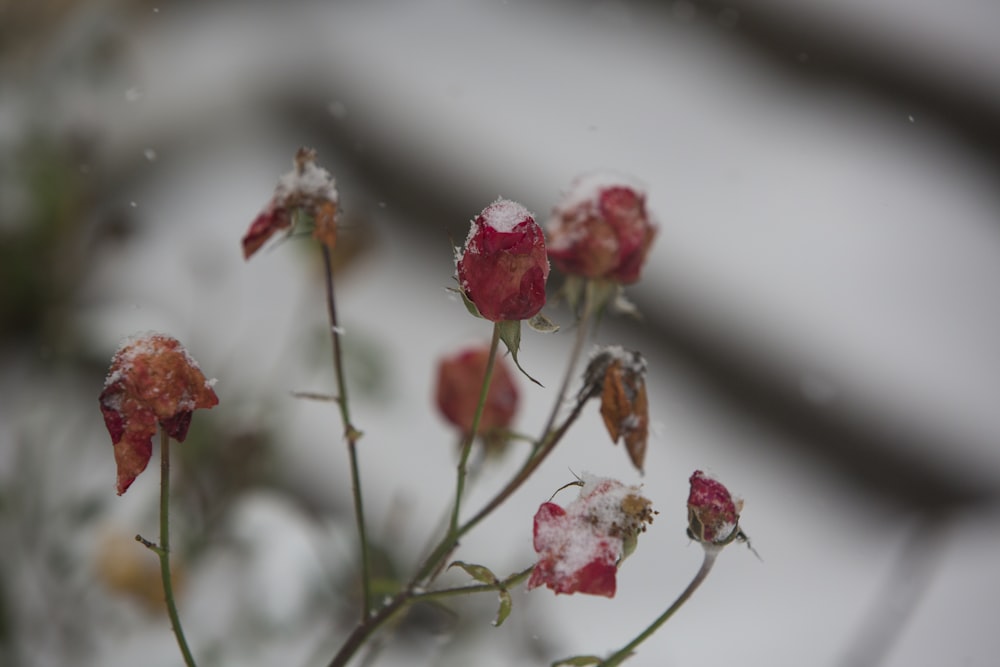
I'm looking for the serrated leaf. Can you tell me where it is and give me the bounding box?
[551,655,605,666]
[527,311,559,333]
[493,589,512,627]
[497,320,543,386]
[448,560,498,585]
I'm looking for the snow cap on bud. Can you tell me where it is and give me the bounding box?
[435,344,519,443]
[687,470,743,547]
[99,333,219,495]
[242,147,339,259]
[528,474,655,598]
[456,199,549,322]
[547,171,656,284]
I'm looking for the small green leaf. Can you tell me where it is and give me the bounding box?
[493,589,512,627]
[552,655,605,666]
[497,320,542,386]
[527,311,559,333]
[448,561,498,585]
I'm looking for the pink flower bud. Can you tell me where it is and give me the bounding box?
[687,470,743,546]
[456,199,549,322]
[528,475,654,597]
[99,333,219,495]
[435,345,519,437]
[547,172,657,284]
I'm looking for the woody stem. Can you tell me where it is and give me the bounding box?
[321,244,371,620]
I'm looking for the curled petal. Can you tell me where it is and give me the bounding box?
[100,333,218,494]
[527,475,654,598]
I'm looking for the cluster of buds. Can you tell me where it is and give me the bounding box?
[242,147,340,259]
[99,333,218,495]
[547,172,657,285]
[435,344,519,448]
[528,475,655,598]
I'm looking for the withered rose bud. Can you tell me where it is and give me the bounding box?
[687,470,743,547]
[99,333,219,495]
[528,474,655,598]
[456,199,549,322]
[581,346,649,473]
[242,147,340,259]
[435,345,519,438]
[547,172,657,284]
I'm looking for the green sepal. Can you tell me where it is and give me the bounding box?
[448,560,497,585]
[585,278,620,321]
[493,588,512,627]
[620,529,638,563]
[551,655,606,666]
[527,311,559,334]
[448,286,485,319]
[497,320,542,386]
[561,274,586,314]
[448,561,513,628]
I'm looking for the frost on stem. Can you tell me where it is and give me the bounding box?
[455,198,549,322]
[547,171,657,285]
[99,333,218,495]
[435,344,519,449]
[242,147,340,259]
[528,475,655,597]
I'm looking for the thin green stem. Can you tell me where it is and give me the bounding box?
[411,564,534,603]
[458,294,594,538]
[326,292,595,666]
[321,244,371,620]
[537,292,593,450]
[449,322,502,536]
[598,547,720,667]
[138,429,197,667]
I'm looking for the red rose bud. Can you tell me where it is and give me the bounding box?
[435,344,519,437]
[242,147,340,259]
[528,474,654,598]
[456,199,549,322]
[687,470,743,547]
[547,172,657,284]
[99,333,219,495]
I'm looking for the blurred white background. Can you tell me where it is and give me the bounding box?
[2,1,999,666]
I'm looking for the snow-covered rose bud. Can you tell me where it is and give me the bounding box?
[687,470,743,547]
[99,333,219,495]
[242,147,340,259]
[528,474,654,598]
[435,344,519,439]
[547,172,656,284]
[456,199,549,322]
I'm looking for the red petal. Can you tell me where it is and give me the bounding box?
[241,205,291,259]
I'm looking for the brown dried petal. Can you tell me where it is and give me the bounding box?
[599,359,649,472]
